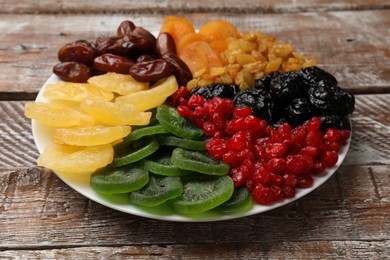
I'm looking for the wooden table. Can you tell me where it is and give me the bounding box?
[1,1,389,258]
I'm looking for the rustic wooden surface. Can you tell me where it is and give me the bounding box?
[1,1,389,259]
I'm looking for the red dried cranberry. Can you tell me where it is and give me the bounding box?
[296,174,314,188]
[307,117,322,132]
[253,185,274,205]
[322,150,338,167]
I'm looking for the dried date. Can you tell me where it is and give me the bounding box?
[162,52,192,86]
[117,20,136,35]
[129,59,174,82]
[156,32,176,57]
[93,53,135,74]
[57,40,96,66]
[53,61,92,83]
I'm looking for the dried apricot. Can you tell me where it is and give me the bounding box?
[160,16,195,47]
[176,33,208,55]
[199,20,239,53]
[179,41,224,74]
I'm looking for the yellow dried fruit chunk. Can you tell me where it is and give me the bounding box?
[53,125,131,146]
[80,99,152,126]
[24,102,96,127]
[37,143,114,174]
[115,75,178,111]
[88,72,149,95]
[43,81,114,102]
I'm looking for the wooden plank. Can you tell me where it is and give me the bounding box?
[0,10,389,97]
[0,0,389,14]
[0,241,389,259]
[1,94,389,168]
[0,165,389,247]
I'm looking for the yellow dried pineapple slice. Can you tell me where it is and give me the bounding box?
[43,81,114,102]
[115,75,178,111]
[87,72,149,95]
[80,99,152,126]
[53,125,131,146]
[25,102,96,127]
[37,143,114,174]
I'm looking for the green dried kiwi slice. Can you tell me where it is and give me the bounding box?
[156,104,204,140]
[140,149,193,176]
[90,165,149,194]
[128,174,183,207]
[123,124,169,143]
[215,187,253,213]
[170,174,234,214]
[157,135,208,151]
[111,137,159,167]
[171,148,230,175]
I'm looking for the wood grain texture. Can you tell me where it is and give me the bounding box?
[0,10,389,97]
[0,165,389,258]
[1,0,389,14]
[1,2,389,258]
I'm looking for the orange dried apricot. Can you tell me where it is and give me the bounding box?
[160,16,195,48]
[179,41,224,74]
[199,20,239,52]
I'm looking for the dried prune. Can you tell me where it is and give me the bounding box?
[286,97,313,122]
[234,88,274,122]
[300,66,338,87]
[270,71,304,102]
[308,81,355,116]
[189,86,213,99]
[319,115,351,130]
[190,84,239,100]
[255,72,280,91]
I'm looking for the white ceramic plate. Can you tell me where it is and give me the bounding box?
[32,74,351,222]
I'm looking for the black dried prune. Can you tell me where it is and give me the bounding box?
[210,84,240,99]
[189,86,213,99]
[300,66,338,87]
[286,97,313,122]
[319,115,351,130]
[308,81,355,116]
[190,84,239,100]
[270,71,304,102]
[234,88,274,122]
[255,72,280,91]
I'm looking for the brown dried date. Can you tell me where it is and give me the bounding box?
[131,27,157,49]
[93,53,135,74]
[57,40,96,66]
[156,32,176,57]
[95,35,154,56]
[137,55,155,63]
[129,59,174,82]
[117,20,136,35]
[53,61,92,83]
[162,52,192,86]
